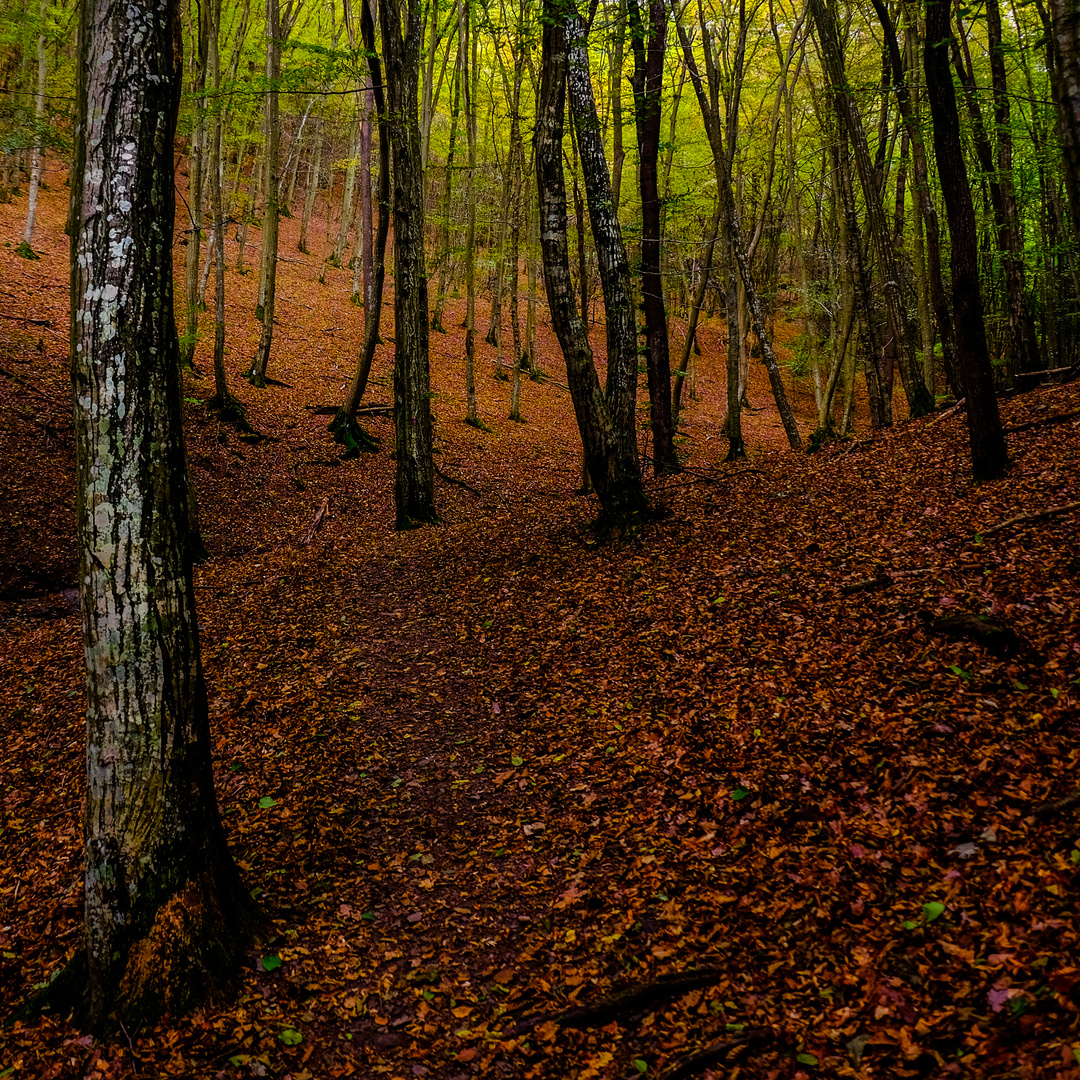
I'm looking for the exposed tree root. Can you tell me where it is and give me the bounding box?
[1035,788,1080,818]
[984,501,1080,535]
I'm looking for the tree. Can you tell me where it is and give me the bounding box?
[380,0,438,526]
[628,0,677,473]
[924,0,1009,480]
[60,0,255,1028]
[1050,0,1080,246]
[536,0,648,527]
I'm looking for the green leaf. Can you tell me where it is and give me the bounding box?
[632,1059,649,1074]
[511,755,524,767]
[278,1028,303,1046]
[391,777,403,788]
[923,901,946,922]
[361,911,376,921]
[258,795,277,809]
[228,1055,251,1067]
[796,1052,819,1066]
[261,954,282,971]
[1070,849,1080,864]
[732,786,749,801]
[902,919,918,930]
[948,664,972,682]
[1072,1047,1080,1066]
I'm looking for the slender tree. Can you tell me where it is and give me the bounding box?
[924,0,1009,479]
[380,0,438,526]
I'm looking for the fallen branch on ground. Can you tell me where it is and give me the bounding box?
[501,968,727,1038]
[301,497,329,545]
[1035,789,1080,818]
[840,567,938,595]
[983,501,1080,535]
[930,398,965,424]
[1002,408,1080,434]
[660,1028,774,1080]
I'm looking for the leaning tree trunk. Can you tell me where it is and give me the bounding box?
[381,0,437,527]
[1050,0,1080,245]
[925,0,1009,480]
[537,0,646,526]
[64,0,255,1030]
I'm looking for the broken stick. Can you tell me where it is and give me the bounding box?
[301,496,329,545]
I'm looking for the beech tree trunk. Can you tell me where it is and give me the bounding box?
[66,0,254,1029]
[925,0,1009,480]
[537,0,646,526]
[21,0,47,254]
[1050,0,1080,244]
[628,0,677,473]
[380,0,437,527]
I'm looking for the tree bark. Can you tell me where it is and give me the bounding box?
[380,0,438,526]
[536,0,647,526]
[924,0,1009,480]
[628,0,677,473]
[66,0,254,1029]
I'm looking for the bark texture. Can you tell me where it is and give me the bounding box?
[69,0,254,1030]
[536,0,647,526]
[381,0,437,526]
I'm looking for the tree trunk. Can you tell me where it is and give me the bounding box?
[380,0,438,527]
[673,199,721,417]
[430,59,460,332]
[20,0,47,255]
[251,0,285,386]
[462,0,479,425]
[337,0,391,427]
[1050,0,1080,244]
[925,0,1009,480]
[628,0,677,473]
[298,118,323,254]
[809,0,934,417]
[180,0,209,369]
[609,0,626,215]
[66,0,254,1029]
[536,0,646,526]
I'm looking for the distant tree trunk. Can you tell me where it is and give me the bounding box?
[949,8,1038,375]
[673,199,721,417]
[524,165,539,374]
[333,118,361,265]
[486,156,513,349]
[809,0,934,417]
[431,61,460,333]
[609,0,626,215]
[925,0,1009,480]
[507,32,526,422]
[20,0,47,254]
[462,0,479,425]
[336,0,390,427]
[628,0,677,473]
[208,0,240,414]
[380,0,437,526]
[65,0,255,1029]
[359,85,375,304]
[180,0,209,369]
[722,258,745,459]
[250,0,286,387]
[673,6,802,450]
[537,0,646,526]
[298,120,322,254]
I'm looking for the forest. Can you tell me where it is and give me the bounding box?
[1,0,1080,1073]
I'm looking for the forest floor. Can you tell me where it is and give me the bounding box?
[1,165,1079,1080]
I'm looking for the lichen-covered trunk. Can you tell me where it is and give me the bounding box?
[381,0,437,527]
[925,0,1009,480]
[69,0,254,1030]
[563,4,640,473]
[536,0,646,525]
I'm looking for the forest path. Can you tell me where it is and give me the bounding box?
[3,162,1080,1079]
